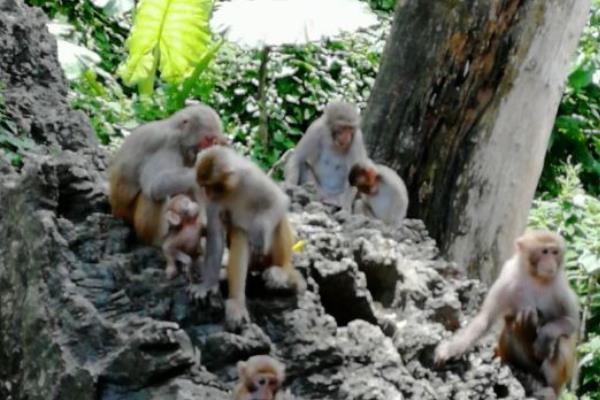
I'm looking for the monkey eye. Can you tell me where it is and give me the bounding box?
[258,378,267,386]
[552,249,559,255]
[542,248,549,255]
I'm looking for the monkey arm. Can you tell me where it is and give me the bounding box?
[284,121,322,185]
[202,202,225,287]
[140,151,197,201]
[436,278,509,362]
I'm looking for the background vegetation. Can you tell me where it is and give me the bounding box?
[7,0,600,398]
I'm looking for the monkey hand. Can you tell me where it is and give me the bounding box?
[434,339,465,366]
[225,299,250,332]
[187,282,221,306]
[533,329,555,360]
[514,307,539,333]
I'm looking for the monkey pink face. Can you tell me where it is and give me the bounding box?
[198,132,227,150]
[333,125,354,150]
[246,373,280,400]
[528,245,563,283]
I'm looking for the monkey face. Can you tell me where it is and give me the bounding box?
[246,372,280,400]
[333,124,354,150]
[528,245,563,283]
[349,165,379,195]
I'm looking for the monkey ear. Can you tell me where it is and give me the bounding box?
[515,237,526,252]
[237,361,248,379]
[166,210,182,226]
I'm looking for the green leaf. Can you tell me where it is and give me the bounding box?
[568,63,596,91]
[118,0,213,90]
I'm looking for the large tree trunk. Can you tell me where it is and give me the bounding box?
[362,0,590,282]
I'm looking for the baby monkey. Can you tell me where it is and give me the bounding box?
[161,194,204,280]
[233,355,285,400]
[348,160,409,226]
[435,231,579,399]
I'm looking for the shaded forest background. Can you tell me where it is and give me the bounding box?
[0,0,598,398]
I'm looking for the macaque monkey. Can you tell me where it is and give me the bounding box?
[348,160,409,226]
[196,146,305,330]
[108,103,227,245]
[435,231,579,399]
[161,194,203,280]
[284,101,368,209]
[233,355,285,400]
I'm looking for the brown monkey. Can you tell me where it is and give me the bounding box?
[161,194,204,280]
[196,146,305,330]
[435,231,579,399]
[284,101,368,209]
[108,103,227,245]
[233,355,285,400]
[348,160,409,226]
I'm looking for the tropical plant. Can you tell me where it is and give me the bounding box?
[540,0,600,196]
[118,0,221,105]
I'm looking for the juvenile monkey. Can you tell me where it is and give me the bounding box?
[196,146,305,330]
[108,103,227,245]
[233,355,285,400]
[348,160,409,226]
[161,194,203,280]
[435,231,579,399]
[284,101,368,209]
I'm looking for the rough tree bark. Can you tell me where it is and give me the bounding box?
[362,0,590,282]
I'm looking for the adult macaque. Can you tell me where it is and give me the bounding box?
[108,103,227,244]
[284,101,367,208]
[196,146,305,330]
[161,194,203,280]
[233,355,285,400]
[435,231,579,399]
[348,160,409,226]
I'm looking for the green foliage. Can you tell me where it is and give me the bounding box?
[69,69,136,145]
[26,0,129,72]
[540,1,600,196]
[118,0,215,96]
[189,21,390,168]
[363,0,396,12]
[528,163,600,399]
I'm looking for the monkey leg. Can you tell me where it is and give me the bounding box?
[133,194,164,245]
[262,217,306,292]
[225,227,250,331]
[108,173,139,222]
[541,335,576,395]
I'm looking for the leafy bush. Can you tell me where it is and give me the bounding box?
[189,21,390,169]
[528,163,600,399]
[540,1,600,196]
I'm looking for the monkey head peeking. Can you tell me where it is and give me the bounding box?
[434,230,579,399]
[348,161,409,226]
[233,355,285,400]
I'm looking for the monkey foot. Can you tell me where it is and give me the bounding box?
[165,265,179,280]
[224,299,250,332]
[433,341,456,366]
[262,267,305,292]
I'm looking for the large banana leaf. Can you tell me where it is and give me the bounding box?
[118,0,213,95]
